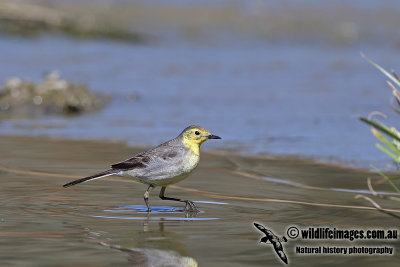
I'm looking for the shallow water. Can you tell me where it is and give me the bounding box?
[1,136,400,266]
[0,36,397,169]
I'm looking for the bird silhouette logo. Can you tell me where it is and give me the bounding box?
[253,222,289,264]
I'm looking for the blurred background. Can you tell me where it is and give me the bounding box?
[1,0,400,168]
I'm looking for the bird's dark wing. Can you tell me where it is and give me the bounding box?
[254,222,269,234]
[110,142,180,171]
[273,243,288,264]
[111,153,151,170]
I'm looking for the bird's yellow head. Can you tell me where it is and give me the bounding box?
[180,125,221,154]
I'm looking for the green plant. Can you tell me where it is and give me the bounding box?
[360,53,400,197]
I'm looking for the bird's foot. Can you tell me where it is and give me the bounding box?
[184,200,199,213]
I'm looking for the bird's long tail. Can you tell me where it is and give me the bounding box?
[63,170,117,188]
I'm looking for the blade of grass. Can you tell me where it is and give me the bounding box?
[376,144,400,163]
[372,129,400,157]
[387,175,400,180]
[391,70,400,83]
[371,165,400,194]
[360,117,400,142]
[361,52,400,87]
[372,118,397,133]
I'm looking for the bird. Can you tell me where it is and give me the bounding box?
[63,125,221,212]
[254,223,288,264]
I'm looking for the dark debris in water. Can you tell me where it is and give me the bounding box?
[0,71,109,117]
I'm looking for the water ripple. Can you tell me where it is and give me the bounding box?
[262,176,400,195]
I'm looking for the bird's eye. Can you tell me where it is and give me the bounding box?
[195,131,200,135]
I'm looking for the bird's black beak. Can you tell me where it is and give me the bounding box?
[207,135,221,139]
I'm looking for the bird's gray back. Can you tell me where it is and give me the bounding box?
[115,137,192,185]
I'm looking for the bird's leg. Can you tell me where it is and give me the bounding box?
[159,186,199,212]
[144,184,155,212]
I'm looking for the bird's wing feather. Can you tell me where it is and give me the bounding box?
[111,139,183,171]
[111,153,150,170]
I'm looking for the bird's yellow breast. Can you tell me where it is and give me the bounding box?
[182,138,200,156]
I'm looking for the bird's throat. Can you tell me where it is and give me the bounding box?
[182,139,201,156]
